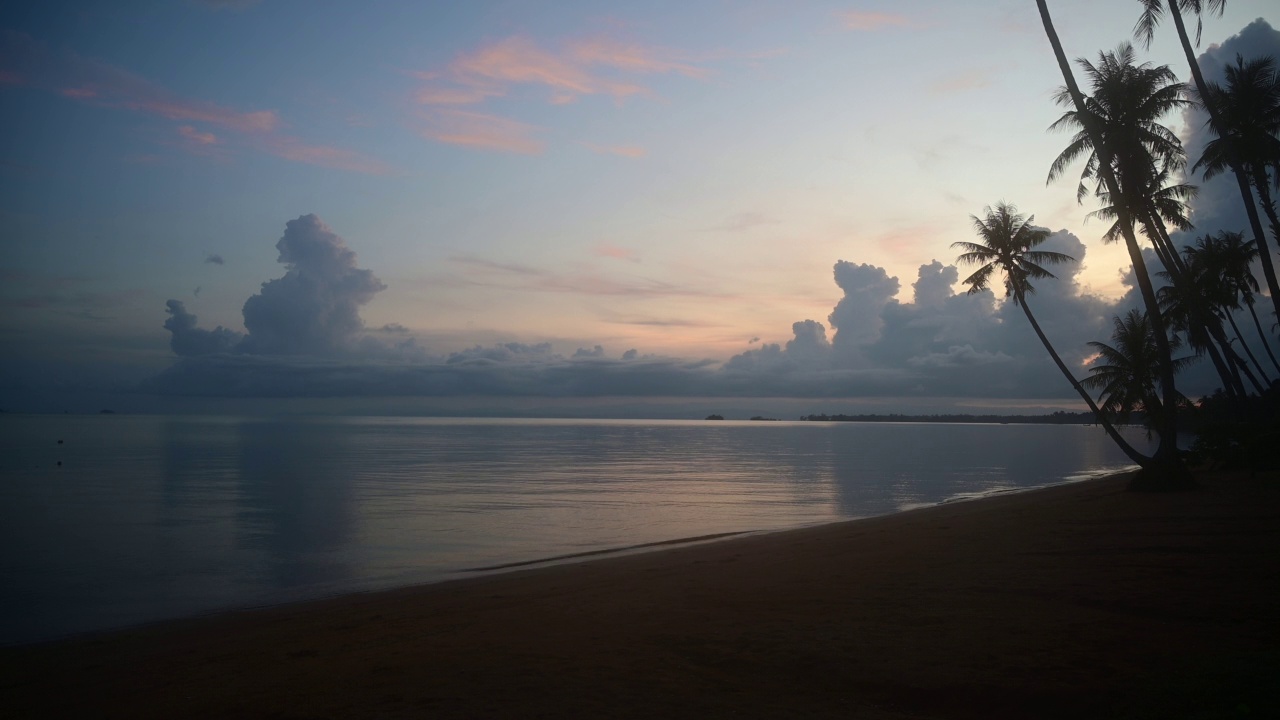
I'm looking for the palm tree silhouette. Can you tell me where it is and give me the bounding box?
[954,202,1150,466]
[1037,0,1182,470]
[1133,0,1280,323]
[1187,231,1280,376]
[1157,245,1263,396]
[1193,55,1280,297]
[1084,310,1194,435]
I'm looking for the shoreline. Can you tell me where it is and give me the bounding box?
[4,467,1276,718]
[3,464,1138,650]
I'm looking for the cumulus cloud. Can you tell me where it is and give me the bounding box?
[828,261,899,359]
[163,300,243,356]
[161,214,387,360]
[236,215,387,356]
[204,253,224,265]
[150,214,1242,403]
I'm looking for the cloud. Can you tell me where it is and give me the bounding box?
[448,254,729,299]
[411,34,712,153]
[419,109,544,154]
[593,243,641,262]
[258,137,397,175]
[583,142,647,158]
[838,11,913,31]
[178,125,218,146]
[415,35,702,109]
[0,31,391,174]
[828,261,900,357]
[1180,19,1280,257]
[907,345,1012,368]
[164,300,243,356]
[161,214,389,361]
[204,253,225,265]
[237,215,387,355]
[146,216,1247,402]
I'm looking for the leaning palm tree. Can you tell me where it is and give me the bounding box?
[1037,0,1182,471]
[1085,310,1195,435]
[1193,55,1280,324]
[953,202,1150,466]
[1134,0,1280,323]
[1187,230,1280,376]
[1088,166,1197,274]
[1157,247,1262,396]
[1047,44,1189,207]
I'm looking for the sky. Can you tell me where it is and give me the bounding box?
[1,0,1278,416]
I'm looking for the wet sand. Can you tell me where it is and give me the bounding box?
[2,469,1278,719]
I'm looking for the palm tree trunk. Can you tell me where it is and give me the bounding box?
[1015,289,1151,467]
[1251,166,1280,299]
[1166,0,1280,325]
[1247,301,1280,375]
[1143,202,1189,277]
[1225,311,1271,386]
[1038,0,1180,466]
[1200,327,1243,398]
[1207,318,1265,395]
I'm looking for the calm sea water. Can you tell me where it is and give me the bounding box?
[0,414,1151,645]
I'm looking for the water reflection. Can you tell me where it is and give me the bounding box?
[0,415,1149,645]
[235,420,357,589]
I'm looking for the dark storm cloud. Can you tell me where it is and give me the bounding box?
[205,254,225,265]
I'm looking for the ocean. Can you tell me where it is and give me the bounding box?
[0,414,1151,645]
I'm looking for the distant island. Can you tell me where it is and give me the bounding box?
[800,411,1104,425]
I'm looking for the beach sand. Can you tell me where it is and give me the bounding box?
[3,469,1277,719]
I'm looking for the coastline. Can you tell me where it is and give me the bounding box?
[3,467,1277,718]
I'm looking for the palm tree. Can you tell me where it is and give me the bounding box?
[1187,231,1280,376]
[1157,246,1263,396]
[1084,310,1195,435]
[1047,44,1188,206]
[1088,166,1197,274]
[953,202,1150,467]
[1134,0,1280,323]
[1193,55,1280,323]
[1037,0,1182,469]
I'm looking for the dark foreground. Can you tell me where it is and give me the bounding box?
[3,470,1277,719]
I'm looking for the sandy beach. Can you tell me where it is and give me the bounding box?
[3,469,1277,719]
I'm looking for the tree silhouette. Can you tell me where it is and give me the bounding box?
[954,202,1150,466]
[1133,0,1280,324]
[1186,231,1280,377]
[1193,55,1280,320]
[1084,309,1194,434]
[1037,0,1183,472]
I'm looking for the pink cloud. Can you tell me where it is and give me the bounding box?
[259,137,397,175]
[413,34,704,115]
[59,86,97,98]
[0,69,22,85]
[177,125,218,145]
[839,11,912,31]
[420,110,544,155]
[414,85,498,106]
[2,31,389,174]
[569,39,708,78]
[594,244,641,262]
[583,142,647,159]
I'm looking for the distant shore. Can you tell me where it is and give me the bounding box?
[3,468,1277,719]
